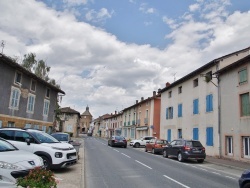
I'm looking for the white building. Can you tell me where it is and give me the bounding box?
[160,47,250,157]
[216,54,250,162]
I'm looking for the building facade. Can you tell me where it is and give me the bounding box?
[216,55,250,162]
[0,53,65,133]
[80,106,92,133]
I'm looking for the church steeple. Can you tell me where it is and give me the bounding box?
[86,105,89,111]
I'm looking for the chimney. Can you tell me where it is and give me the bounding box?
[141,97,144,101]
[153,91,156,97]
[115,111,117,114]
[166,82,171,87]
[158,88,161,93]
[136,100,138,104]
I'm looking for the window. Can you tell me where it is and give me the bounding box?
[239,68,247,85]
[166,107,173,119]
[206,127,213,146]
[178,129,182,139]
[240,93,250,116]
[27,94,35,113]
[24,124,32,128]
[30,79,36,92]
[226,136,233,156]
[168,91,172,98]
[7,122,15,127]
[243,137,250,158]
[46,88,50,98]
[178,86,182,94]
[167,129,171,142]
[205,71,212,83]
[193,128,199,140]
[193,99,199,114]
[9,87,21,109]
[206,94,213,112]
[0,120,2,128]
[124,128,127,137]
[43,100,50,116]
[193,78,198,87]
[178,104,182,117]
[131,128,135,138]
[34,125,40,130]
[15,72,22,85]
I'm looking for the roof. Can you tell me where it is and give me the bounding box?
[60,107,80,116]
[160,46,250,93]
[215,54,250,75]
[81,106,92,116]
[0,53,65,94]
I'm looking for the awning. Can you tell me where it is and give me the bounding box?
[136,126,148,131]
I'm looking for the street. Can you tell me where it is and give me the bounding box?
[85,137,240,188]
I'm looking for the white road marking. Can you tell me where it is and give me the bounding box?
[163,175,190,188]
[212,172,221,175]
[225,176,236,180]
[121,153,131,158]
[113,149,119,152]
[135,160,152,169]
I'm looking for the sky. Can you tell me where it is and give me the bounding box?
[0,0,250,119]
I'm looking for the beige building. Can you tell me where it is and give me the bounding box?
[57,107,81,137]
[80,106,92,133]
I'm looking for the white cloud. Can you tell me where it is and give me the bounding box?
[85,8,114,23]
[139,3,156,14]
[0,0,249,118]
[63,0,87,7]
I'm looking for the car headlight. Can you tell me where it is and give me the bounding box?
[0,161,21,170]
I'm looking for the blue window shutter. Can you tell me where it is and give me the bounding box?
[166,108,168,119]
[193,128,198,140]
[210,95,213,111]
[206,95,209,112]
[167,129,171,142]
[193,100,195,114]
[178,104,180,117]
[206,127,214,146]
[180,104,182,117]
[194,99,198,114]
[206,128,209,145]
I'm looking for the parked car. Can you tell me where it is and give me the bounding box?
[145,139,168,154]
[51,132,72,144]
[130,136,156,148]
[0,128,77,170]
[108,136,127,148]
[239,169,250,188]
[0,137,44,187]
[162,139,206,163]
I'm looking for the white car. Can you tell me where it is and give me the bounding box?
[0,137,44,188]
[129,136,156,148]
[0,128,77,170]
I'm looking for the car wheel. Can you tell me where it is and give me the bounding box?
[197,159,204,163]
[152,149,155,154]
[177,152,184,162]
[41,156,51,170]
[243,182,250,188]
[163,150,168,158]
[134,143,140,148]
[111,143,113,147]
[124,145,127,148]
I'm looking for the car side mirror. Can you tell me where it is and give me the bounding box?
[25,138,31,145]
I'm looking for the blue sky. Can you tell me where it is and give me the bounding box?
[0,0,250,118]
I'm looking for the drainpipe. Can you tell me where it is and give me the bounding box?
[217,66,222,158]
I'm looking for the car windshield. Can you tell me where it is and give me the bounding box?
[115,136,125,141]
[0,139,16,152]
[29,131,60,143]
[51,134,69,141]
[186,141,203,147]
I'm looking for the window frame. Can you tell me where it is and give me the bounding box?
[178,103,182,117]
[178,86,182,94]
[206,94,213,112]
[43,99,50,116]
[14,71,22,86]
[193,98,199,115]
[206,127,213,146]
[238,67,248,85]
[243,136,250,158]
[30,79,36,92]
[226,136,233,156]
[193,78,198,87]
[45,88,50,98]
[27,93,36,113]
[9,86,21,110]
[240,93,250,117]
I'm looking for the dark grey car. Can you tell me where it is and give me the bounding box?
[162,139,206,163]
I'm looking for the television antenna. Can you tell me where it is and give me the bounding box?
[1,40,5,53]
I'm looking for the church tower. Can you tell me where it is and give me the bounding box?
[80,105,93,133]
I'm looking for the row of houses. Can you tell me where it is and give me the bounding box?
[0,53,93,137]
[92,47,250,163]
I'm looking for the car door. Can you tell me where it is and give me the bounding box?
[168,140,176,155]
[13,131,35,153]
[148,139,155,151]
[172,140,182,156]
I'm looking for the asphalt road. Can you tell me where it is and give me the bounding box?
[85,137,239,188]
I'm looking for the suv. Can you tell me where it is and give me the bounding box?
[162,139,206,163]
[129,136,156,148]
[0,128,77,169]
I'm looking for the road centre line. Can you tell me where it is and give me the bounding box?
[121,153,131,158]
[163,175,190,188]
[225,176,236,180]
[212,172,221,175]
[113,149,119,152]
[135,160,152,169]
[198,165,239,177]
